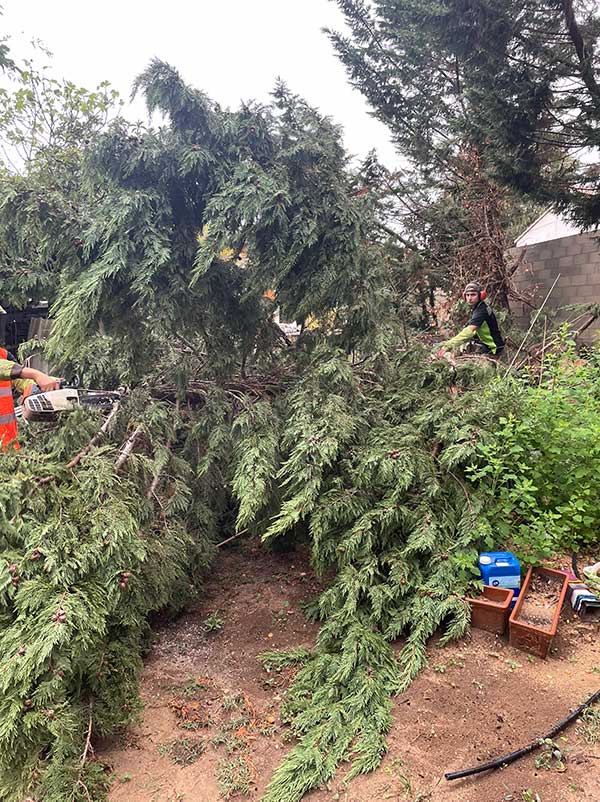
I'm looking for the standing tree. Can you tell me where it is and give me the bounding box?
[457,0,600,228]
[0,54,122,307]
[326,0,596,306]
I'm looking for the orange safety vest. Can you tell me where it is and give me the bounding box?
[0,347,19,452]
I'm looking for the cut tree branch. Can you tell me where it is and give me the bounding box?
[115,425,144,472]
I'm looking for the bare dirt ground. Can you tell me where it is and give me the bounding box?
[98,540,600,802]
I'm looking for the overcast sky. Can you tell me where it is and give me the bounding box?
[2,0,398,167]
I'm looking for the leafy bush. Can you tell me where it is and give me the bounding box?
[468,343,600,561]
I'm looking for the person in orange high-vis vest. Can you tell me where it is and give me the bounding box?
[0,348,61,452]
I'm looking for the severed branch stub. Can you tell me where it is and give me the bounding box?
[115,425,143,472]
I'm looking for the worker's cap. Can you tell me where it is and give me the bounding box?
[464,281,484,294]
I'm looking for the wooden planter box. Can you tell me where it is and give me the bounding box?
[509,567,569,659]
[466,586,514,634]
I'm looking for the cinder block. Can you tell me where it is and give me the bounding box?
[553,237,572,251]
[570,274,589,286]
[581,264,600,280]
[582,251,600,266]
[577,285,599,299]
[550,292,568,305]
[579,236,600,254]
[558,255,576,269]
[540,260,559,273]
[563,240,585,256]
[542,260,560,272]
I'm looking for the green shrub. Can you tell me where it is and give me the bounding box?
[468,343,600,561]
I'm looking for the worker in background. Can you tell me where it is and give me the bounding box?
[437,281,505,358]
[0,348,61,451]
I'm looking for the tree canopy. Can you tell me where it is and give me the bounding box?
[0,56,122,306]
[330,0,600,231]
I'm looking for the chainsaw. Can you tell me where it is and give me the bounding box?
[15,385,123,422]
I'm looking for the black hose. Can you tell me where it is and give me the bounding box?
[571,551,581,580]
[445,687,600,781]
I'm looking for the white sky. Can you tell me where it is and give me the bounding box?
[1,0,398,167]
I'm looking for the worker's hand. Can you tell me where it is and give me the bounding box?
[32,371,62,392]
[434,348,457,367]
[19,365,63,391]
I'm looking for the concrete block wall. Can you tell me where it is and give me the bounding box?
[509,232,600,341]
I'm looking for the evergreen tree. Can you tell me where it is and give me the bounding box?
[471,0,600,227]
[0,60,407,801]
[44,60,396,384]
[325,0,600,305]
[326,0,516,305]
[52,66,516,802]
[329,0,600,233]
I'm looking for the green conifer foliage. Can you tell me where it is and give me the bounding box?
[225,350,507,801]
[329,0,600,227]
[0,398,217,801]
[44,60,390,382]
[0,58,521,802]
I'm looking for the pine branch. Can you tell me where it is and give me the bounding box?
[561,0,600,114]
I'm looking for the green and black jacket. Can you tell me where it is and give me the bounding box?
[443,300,505,355]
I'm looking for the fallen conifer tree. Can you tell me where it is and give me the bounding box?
[2,59,598,802]
[0,346,511,801]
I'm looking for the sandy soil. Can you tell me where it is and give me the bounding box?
[98,540,600,802]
